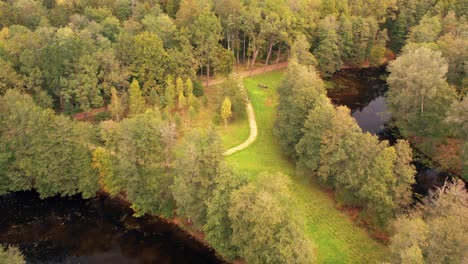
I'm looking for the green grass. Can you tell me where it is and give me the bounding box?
[219,117,250,149]
[226,71,385,263]
[187,83,250,150]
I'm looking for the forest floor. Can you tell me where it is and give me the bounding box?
[224,71,385,263]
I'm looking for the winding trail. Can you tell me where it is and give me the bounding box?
[210,62,288,156]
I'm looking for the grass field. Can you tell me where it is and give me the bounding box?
[225,71,385,263]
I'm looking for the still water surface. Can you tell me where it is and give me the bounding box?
[0,191,224,264]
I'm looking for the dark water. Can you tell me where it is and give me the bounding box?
[0,191,224,264]
[327,67,448,196]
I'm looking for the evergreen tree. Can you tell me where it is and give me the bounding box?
[109,87,124,122]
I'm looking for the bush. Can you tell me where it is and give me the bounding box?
[193,80,204,97]
[95,111,112,121]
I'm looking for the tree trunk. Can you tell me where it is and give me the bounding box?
[264,39,274,72]
[206,62,210,87]
[250,49,259,76]
[421,95,424,114]
[243,34,246,64]
[276,42,282,69]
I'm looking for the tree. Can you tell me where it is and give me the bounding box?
[128,79,146,116]
[0,90,99,198]
[314,15,341,76]
[185,78,194,106]
[408,15,442,44]
[0,246,25,264]
[190,12,223,86]
[389,180,468,263]
[220,76,245,119]
[370,29,389,66]
[220,96,232,127]
[387,47,456,136]
[337,15,354,63]
[99,109,175,217]
[177,90,185,109]
[130,32,168,89]
[163,75,175,109]
[296,94,336,175]
[290,34,317,67]
[203,167,247,260]
[229,172,316,264]
[68,54,102,112]
[171,127,225,227]
[274,62,325,158]
[109,87,124,122]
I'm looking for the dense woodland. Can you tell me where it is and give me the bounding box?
[0,0,467,263]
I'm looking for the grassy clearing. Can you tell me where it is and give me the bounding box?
[183,83,250,149]
[225,71,385,263]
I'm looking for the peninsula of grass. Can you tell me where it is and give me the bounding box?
[225,71,385,263]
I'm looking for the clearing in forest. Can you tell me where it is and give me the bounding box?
[224,71,385,263]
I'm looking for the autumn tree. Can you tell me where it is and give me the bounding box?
[220,96,232,127]
[109,87,125,122]
[128,79,146,116]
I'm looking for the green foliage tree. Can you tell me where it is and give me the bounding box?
[314,15,341,76]
[128,79,146,116]
[190,12,223,86]
[387,47,456,136]
[99,109,175,217]
[0,90,99,198]
[220,76,245,119]
[130,32,168,89]
[171,127,225,227]
[290,34,317,67]
[274,61,325,158]
[203,167,247,260]
[229,172,316,264]
[408,15,442,44]
[389,180,468,263]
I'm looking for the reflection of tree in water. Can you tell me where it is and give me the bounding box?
[327,67,388,112]
[0,192,223,264]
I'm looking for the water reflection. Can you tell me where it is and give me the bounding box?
[0,191,224,264]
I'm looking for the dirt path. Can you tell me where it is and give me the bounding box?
[222,62,288,156]
[206,62,288,87]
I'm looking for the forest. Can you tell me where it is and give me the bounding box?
[0,0,467,263]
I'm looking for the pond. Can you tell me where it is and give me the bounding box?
[0,191,224,264]
[327,67,448,196]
